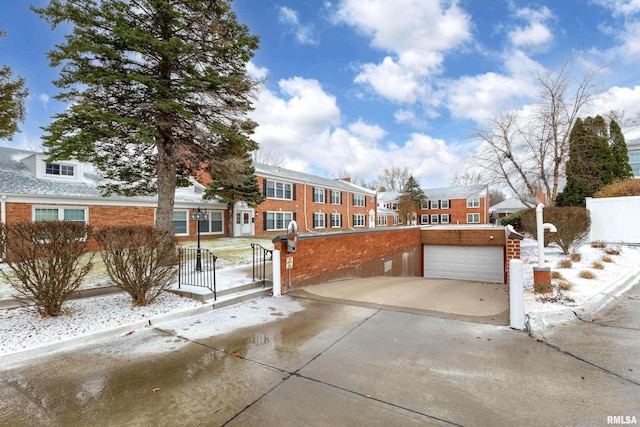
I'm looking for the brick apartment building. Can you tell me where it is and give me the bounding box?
[377,185,490,226]
[253,163,376,235]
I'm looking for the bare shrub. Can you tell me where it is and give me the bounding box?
[552,271,564,279]
[557,280,573,291]
[579,270,596,279]
[570,253,582,262]
[601,255,614,263]
[521,207,590,255]
[594,178,640,198]
[557,259,572,269]
[591,261,604,270]
[0,221,93,317]
[95,226,178,307]
[591,241,606,248]
[604,246,621,255]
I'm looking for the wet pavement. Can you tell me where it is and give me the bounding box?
[1,283,639,426]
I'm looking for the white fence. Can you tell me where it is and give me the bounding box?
[586,196,640,244]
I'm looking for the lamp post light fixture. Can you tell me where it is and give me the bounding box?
[191,207,209,271]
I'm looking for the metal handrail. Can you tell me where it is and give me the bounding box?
[251,243,273,288]
[178,247,217,300]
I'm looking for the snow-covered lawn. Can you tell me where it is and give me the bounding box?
[1,236,639,358]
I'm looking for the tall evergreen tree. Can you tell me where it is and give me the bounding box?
[609,119,633,180]
[33,1,259,234]
[204,122,264,236]
[398,175,426,225]
[556,115,615,206]
[0,31,28,141]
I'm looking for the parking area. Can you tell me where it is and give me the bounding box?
[288,276,510,325]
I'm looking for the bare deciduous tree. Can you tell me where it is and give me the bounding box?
[252,149,284,166]
[377,166,411,192]
[469,63,601,206]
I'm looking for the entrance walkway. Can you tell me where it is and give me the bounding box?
[289,277,509,325]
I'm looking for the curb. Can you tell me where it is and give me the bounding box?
[0,287,273,369]
[526,267,640,337]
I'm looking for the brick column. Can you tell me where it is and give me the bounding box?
[505,239,521,285]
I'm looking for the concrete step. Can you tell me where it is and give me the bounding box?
[169,280,273,301]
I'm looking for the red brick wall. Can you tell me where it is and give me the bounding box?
[273,227,423,289]
[4,202,228,251]
[255,178,374,235]
[421,228,505,246]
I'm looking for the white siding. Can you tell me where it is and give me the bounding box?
[424,245,504,283]
[586,196,640,244]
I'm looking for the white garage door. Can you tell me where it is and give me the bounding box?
[423,245,504,283]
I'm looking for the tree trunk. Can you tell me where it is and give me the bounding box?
[156,138,177,235]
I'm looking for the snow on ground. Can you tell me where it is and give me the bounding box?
[1,236,639,358]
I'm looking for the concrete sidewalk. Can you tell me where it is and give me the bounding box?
[289,276,510,325]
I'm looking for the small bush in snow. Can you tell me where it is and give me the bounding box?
[557,280,573,291]
[557,259,572,269]
[578,270,596,279]
[95,226,178,307]
[601,255,614,263]
[570,253,582,262]
[591,261,604,270]
[604,246,621,256]
[591,241,606,249]
[551,271,564,279]
[0,221,93,317]
[521,207,590,255]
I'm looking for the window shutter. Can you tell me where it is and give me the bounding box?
[263,212,267,231]
[293,211,297,221]
[340,214,343,227]
[293,184,297,200]
[312,187,316,202]
[262,179,267,196]
[364,195,367,207]
[339,192,342,205]
[324,213,327,226]
[324,189,328,203]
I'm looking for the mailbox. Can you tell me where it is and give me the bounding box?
[287,220,298,253]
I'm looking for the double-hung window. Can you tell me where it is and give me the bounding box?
[198,211,224,234]
[377,215,387,226]
[353,214,366,227]
[430,214,439,224]
[441,200,450,209]
[353,194,365,207]
[420,214,430,224]
[467,213,480,223]
[331,213,342,228]
[430,200,439,209]
[331,190,341,205]
[467,197,480,208]
[34,206,87,223]
[441,214,450,224]
[420,202,429,210]
[266,212,293,231]
[266,180,293,200]
[312,213,326,229]
[313,187,325,203]
[173,210,189,235]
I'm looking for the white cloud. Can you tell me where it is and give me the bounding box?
[37,93,50,107]
[278,7,319,46]
[588,85,640,120]
[247,61,269,81]
[591,0,640,16]
[507,6,554,50]
[333,0,471,104]
[249,74,460,186]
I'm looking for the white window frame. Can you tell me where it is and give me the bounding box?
[353,214,366,227]
[467,197,480,208]
[441,200,450,209]
[313,212,326,229]
[392,202,398,211]
[173,210,189,236]
[45,162,76,178]
[330,190,341,205]
[266,180,293,200]
[377,215,388,226]
[353,194,365,207]
[420,202,429,210]
[331,213,342,228]
[393,216,398,226]
[431,200,439,209]
[467,213,480,223]
[266,211,293,231]
[33,206,88,223]
[441,214,450,224]
[430,214,439,224]
[420,214,429,224]
[313,187,326,204]
[198,211,224,235]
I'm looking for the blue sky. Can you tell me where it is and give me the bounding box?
[2,0,640,187]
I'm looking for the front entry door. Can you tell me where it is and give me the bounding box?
[235,210,254,236]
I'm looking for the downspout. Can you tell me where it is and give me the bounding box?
[1,194,6,261]
[347,191,354,230]
[303,182,312,232]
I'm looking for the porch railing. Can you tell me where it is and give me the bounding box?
[251,243,273,288]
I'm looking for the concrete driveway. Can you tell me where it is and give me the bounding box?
[1,282,638,426]
[289,277,510,325]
